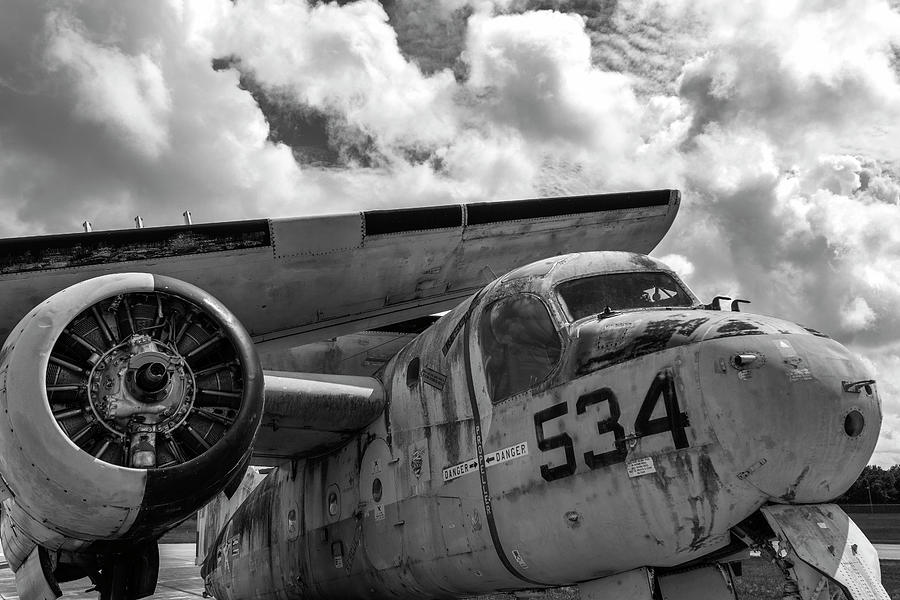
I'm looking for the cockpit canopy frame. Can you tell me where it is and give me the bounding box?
[473,252,699,404]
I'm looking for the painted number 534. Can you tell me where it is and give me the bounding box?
[533,368,689,482]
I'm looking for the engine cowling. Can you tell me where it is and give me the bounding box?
[0,273,263,566]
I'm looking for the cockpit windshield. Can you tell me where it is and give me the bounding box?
[556,271,692,321]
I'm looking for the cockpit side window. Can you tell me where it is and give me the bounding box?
[557,272,692,321]
[479,294,562,403]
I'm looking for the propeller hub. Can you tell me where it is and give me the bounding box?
[135,361,169,396]
[87,335,195,435]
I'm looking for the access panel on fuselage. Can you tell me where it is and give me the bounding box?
[383,301,523,595]
[359,437,402,570]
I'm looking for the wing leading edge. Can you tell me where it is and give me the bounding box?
[0,189,679,349]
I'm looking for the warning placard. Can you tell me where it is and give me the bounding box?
[442,459,478,482]
[626,457,656,478]
[485,442,529,466]
[442,442,529,482]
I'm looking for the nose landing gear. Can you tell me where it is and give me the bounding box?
[92,543,159,600]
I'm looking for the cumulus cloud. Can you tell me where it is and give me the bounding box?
[202,0,678,203]
[464,11,640,155]
[642,0,900,461]
[214,1,459,148]
[0,0,305,234]
[45,10,173,159]
[679,1,900,175]
[842,297,877,331]
[658,254,695,279]
[2,0,900,463]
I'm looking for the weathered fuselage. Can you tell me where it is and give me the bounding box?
[202,252,881,599]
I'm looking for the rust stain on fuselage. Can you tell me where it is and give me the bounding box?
[575,314,710,376]
[713,319,764,337]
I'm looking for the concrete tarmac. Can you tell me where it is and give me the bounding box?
[0,544,204,600]
[876,543,900,561]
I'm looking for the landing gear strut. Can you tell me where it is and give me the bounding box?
[96,543,159,600]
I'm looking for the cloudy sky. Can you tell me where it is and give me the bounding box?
[3,0,900,463]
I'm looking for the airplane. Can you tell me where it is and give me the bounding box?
[0,188,887,600]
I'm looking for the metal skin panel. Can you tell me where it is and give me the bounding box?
[253,372,385,464]
[14,546,61,600]
[469,326,744,584]
[200,250,882,600]
[2,501,88,564]
[657,565,736,599]
[435,497,473,556]
[697,331,879,503]
[1,504,38,572]
[205,473,287,600]
[578,567,656,600]
[256,330,418,377]
[761,504,889,599]
[359,438,402,570]
[197,467,269,571]
[0,191,680,351]
[0,273,153,542]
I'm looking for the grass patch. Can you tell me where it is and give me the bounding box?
[734,558,900,599]
[878,561,900,600]
[734,559,782,599]
[469,560,900,599]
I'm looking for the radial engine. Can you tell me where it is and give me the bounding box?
[0,273,263,599]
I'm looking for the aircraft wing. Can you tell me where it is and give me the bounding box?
[0,189,680,350]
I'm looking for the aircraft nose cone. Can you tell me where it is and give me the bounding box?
[697,322,880,503]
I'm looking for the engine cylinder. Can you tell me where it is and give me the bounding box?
[0,273,263,552]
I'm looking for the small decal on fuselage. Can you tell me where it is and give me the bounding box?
[789,368,813,382]
[442,314,468,356]
[422,367,447,390]
[775,339,814,382]
[411,448,424,479]
[443,458,479,482]
[407,441,430,483]
[512,549,529,569]
[443,442,530,482]
[775,339,797,357]
[626,456,656,478]
[485,442,529,465]
[737,458,768,480]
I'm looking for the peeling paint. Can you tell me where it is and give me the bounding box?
[1,221,271,275]
[713,319,764,337]
[575,314,710,375]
